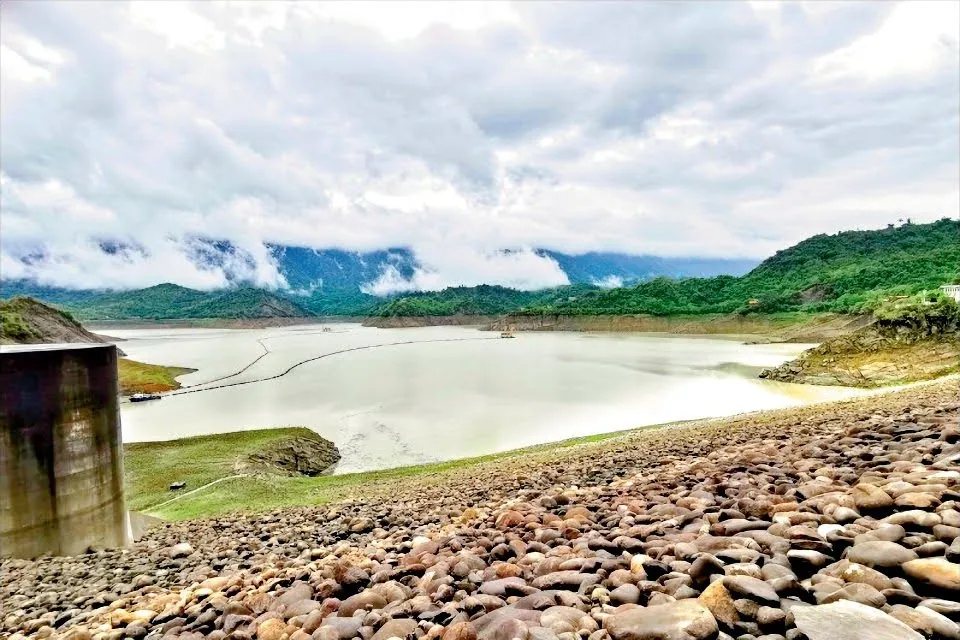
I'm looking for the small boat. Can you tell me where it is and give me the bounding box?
[500,331,515,339]
[130,393,162,402]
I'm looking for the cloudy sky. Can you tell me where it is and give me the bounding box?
[1,0,958,290]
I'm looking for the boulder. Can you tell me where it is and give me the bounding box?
[793,600,924,640]
[902,558,960,594]
[604,600,718,640]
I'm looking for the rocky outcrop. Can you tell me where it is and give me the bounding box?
[237,433,341,477]
[2,381,958,640]
[760,324,959,387]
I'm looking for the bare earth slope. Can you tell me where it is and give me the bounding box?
[3,379,958,639]
[0,296,108,345]
[761,324,959,387]
[0,296,198,395]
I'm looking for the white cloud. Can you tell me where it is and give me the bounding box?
[0,1,956,290]
[362,247,569,294]
[592,275,624,289]
[813,1,959,81]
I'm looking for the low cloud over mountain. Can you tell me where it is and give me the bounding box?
[1,2,956,290]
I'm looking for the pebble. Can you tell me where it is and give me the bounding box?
[1,381,957,640]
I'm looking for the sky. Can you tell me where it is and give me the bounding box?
[1,0,958,291]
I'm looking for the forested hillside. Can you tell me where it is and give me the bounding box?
[374,284,598,317]
[3,220,954,320]
[518,219,959,316]
[60,284,312,321]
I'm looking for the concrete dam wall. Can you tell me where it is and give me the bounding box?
[0,343,126,557]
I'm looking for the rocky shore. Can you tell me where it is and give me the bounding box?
[3,380,959,640]
[760,330,959,388]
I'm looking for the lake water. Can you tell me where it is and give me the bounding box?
[101,324,864,473]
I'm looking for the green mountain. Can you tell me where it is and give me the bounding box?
[374,284,598,317]
[521,218,959,316]
[66,284,312,320]
[4,220,955,320]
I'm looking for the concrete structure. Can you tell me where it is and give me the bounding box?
[941,285,960,303]
[0,343,126,557]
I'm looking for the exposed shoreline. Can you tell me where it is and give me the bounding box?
[3,377,957,639]
[88,317,354,331]
[127,374,951,521]
[366,312,874,343]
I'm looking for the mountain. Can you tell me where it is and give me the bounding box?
[374,284,597,317]
[59,284,312,321]
[523,218,960,316]
[535,250,756,285]
[1,243,756,317]
[269,246,417,291]
[265,244,754,292]
[0,297,109,344]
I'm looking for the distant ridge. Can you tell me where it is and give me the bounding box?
[0,284,314,322]
[3,220,954,320]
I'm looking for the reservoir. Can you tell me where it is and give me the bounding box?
[102,324,863,473]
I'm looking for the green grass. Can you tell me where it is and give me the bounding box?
[118,358,196,395]
[127,426,660,521]
[124,428,321,513]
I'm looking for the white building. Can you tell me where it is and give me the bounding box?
[941,285,960,302]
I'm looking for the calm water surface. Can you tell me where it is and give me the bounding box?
[101,324,864,473]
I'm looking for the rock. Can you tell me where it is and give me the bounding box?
[921,598,960,621]
[540,607,589,634]
[480,578,529,597]
[340,591,388,617]
[371,618,418,640]
[698,579,738,628]
[604,600,718,640]
[279,582,314,606]
[609,584,641,605]
[851,484,894,511]
[318,617,363,640]
[846,541,918,569]
[257,618,290,640]
[168,543,193,558]
[902,558,960,593]
[889,605,960,639]
[443,622,478,640]
[836,561,894,592]
[756,606,785,628]
[792,600,924,640]
[820,583,886,608]
[473,608,541,640]
[239,434,340,476]
[284,599,323,619]
[722,576,779,604]
[531,572,599,591]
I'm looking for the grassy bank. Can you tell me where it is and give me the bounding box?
[125,428,325,512]
[132,376,960,521]
[118,358,196,395]
[127,427,645,521]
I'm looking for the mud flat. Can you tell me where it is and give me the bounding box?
[2,378,958,639]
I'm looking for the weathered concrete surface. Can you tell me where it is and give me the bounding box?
[0,343,126,558]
